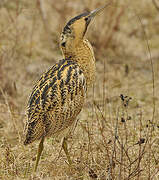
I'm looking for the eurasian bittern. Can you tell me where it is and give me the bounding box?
[24,4,108,172]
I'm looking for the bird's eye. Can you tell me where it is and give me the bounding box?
[85,17,88,21]
[61,42,66,47]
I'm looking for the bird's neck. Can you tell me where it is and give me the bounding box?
[63,39,96,87]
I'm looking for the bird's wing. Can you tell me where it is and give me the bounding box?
[24,59,86,145]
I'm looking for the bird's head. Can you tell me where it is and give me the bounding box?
[60,4,109,54]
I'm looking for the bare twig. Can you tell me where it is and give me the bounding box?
[152,0,159,11]
[0,87,21,142]
[137,14,155,180]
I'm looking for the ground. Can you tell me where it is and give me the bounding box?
[0,0,159,179]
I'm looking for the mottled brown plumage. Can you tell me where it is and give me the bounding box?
[24,4,108,171]
[24,59,86,145]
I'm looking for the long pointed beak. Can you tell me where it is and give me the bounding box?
[86,3,111,25]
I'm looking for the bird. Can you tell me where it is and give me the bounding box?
[24,3,109,172]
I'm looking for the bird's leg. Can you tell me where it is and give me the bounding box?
[62,137,72,165]
[34,136,45,172]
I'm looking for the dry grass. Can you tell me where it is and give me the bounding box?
[0,0,159,179]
